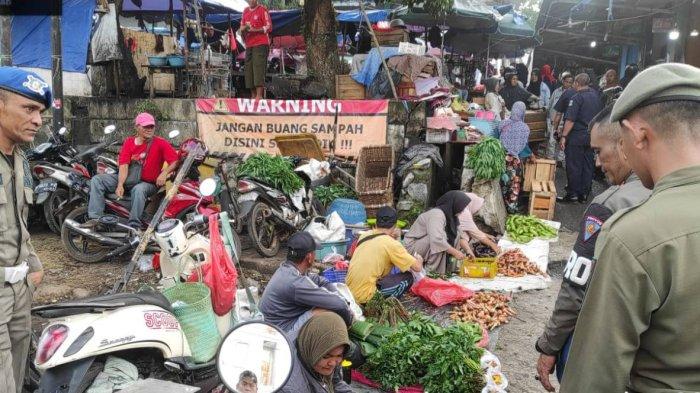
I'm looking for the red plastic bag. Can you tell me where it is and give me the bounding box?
[410,277,474,307]
[188,215,238,316]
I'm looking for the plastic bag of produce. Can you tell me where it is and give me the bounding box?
[410,277,474,307]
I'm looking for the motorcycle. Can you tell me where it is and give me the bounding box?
[59,136,217,263]
[28,125,118,233]
[31,184,229,393]
[236,159,324,257]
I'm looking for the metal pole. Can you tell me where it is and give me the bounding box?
[485,35,491,78]
[0,11,12,66]
[51,1,64,129]
[359,1,398,100]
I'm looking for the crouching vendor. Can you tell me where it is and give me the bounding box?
[346,207,423,304]
[458,193,501,257]
[259,232,354,334]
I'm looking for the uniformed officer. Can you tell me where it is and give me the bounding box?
[0,67,49,393]
[534,105,651,391]
[560,63,700,392]
[557,73,602,203]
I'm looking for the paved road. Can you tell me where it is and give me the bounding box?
[553,166,608,231]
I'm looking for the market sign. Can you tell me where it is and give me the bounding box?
[195,99,389,157]
[652,16,674,33]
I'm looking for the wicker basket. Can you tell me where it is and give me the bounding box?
[355,145,395,218]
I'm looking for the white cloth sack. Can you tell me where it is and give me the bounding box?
[305,212,346,243]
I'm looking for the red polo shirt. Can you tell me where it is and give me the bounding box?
[118,136,178,183]
[241,5,272,48]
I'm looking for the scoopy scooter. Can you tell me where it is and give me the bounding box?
[31,180,225,393]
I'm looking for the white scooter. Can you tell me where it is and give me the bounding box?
[32,179,227,393]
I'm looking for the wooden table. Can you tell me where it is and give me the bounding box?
[142,65,185,98]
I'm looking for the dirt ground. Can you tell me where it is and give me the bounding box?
[29,220,576,393]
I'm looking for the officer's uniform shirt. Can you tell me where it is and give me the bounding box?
[564,87,603,146]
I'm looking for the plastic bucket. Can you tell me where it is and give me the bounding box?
[148,56,168,67]
[167,55,185,67]
[162,283,221,363]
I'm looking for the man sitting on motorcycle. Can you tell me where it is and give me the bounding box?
[86,112,178,229]
[259,232,354,334]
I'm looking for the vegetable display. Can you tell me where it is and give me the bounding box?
[498,249,543,277]
[363,293,410,326]
[450,292,516,330]
[349,320,395,357]
[505,214,558,243]
[237,153,304,195]
[467,137,507,180]
[364,314,485,393]
[313,184,357,207]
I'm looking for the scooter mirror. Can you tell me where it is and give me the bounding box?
[104,125,116,134]
[58,127,67,135]
[217,321,293,393]
[199,178,218,197]
[168,129,180,139]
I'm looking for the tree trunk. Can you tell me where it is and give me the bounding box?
[303,0,339,97]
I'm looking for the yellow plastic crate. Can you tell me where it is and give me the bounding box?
[460,257,498,279]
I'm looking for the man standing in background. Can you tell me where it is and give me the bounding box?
[240,0,272,99]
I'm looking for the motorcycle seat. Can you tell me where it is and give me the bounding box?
[32,290,173,318]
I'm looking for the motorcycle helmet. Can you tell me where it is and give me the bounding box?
[178,138,208,166]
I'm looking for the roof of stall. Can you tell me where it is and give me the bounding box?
[121,0,248,13]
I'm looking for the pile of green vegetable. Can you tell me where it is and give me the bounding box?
[506,214,558,243]
[467,137,507,180]
[362,314,485,392]
[313,184,357,207]
[349,320,395,357]
[363,293,410,326]
[237,153,304,195]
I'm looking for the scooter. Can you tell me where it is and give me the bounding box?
[59,136,217,263]
[29,125,118,233]
[31,184,227,393]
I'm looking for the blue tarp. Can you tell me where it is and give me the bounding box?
[337,9,390,23]
[122,0,246,13]
[351,46,400,86]
[178,9,302,37]
[11,0,95,72]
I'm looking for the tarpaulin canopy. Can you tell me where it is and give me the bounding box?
[398,0,499,31]
[201,9,303,37]
[122,0,247,13]
[496,11,536,38]
[337,9,391,23]
[11,0,95,72]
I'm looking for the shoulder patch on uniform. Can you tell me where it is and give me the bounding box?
[583,216,603,242]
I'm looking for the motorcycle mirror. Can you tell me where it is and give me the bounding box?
[217,321,293,393]
[58,127,67,135]
[104,125,116,135]
[168,129,181,139]
[199,178,218,197]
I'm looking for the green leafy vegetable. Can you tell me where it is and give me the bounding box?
[237,153,304,195]
[313,184,357,207]
[467,137,507,180]
[506,214,558,243]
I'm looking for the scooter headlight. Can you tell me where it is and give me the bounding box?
[36,324,69,365]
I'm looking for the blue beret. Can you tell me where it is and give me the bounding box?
[0,67,52,109]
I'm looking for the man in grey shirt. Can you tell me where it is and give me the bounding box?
[259,232,353,333]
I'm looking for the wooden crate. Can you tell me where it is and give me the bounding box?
[524,158,556,192]
[335,75,366,99]
[372,29,408,46]
[529,180,556,220]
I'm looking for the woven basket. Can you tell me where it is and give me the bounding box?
[162,282,221,363]
[356,145,395,217]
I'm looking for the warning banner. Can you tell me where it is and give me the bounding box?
[196,99,389,157]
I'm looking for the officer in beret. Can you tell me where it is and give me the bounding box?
[0,67,49,392]
[560,63,700,392]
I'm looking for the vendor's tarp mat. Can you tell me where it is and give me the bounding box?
[11,0,96,72]
[91,4,123,64]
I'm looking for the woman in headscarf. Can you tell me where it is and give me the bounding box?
[458,192,501,258]
[500,73,537,110]
[540,64,557,91]
[527,68,551,109]
[404,191,471,275]
[619,64,639,89]
[499,101,532,213]
[484,77,507,121]
[280,312,353,393]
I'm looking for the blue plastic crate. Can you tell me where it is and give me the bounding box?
[323,267,348,283]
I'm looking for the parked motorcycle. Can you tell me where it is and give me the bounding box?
[28,125,118,233]
[236,161,324,257]
[59,136,217,263]
[31,186,227,393]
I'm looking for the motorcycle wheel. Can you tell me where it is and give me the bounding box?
[44,187,69,234]
[247,202,280,257]
[61,206,109,264]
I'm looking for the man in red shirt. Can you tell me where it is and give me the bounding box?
[239,0,272,99]
[86,112,178,228]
